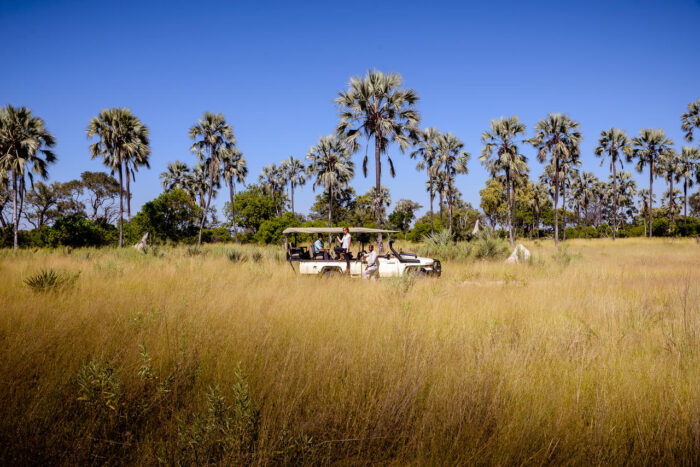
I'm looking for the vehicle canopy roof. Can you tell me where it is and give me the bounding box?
[282,227,399,235]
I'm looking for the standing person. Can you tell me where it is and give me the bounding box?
[334,227,351,260]
[362,244,378,279]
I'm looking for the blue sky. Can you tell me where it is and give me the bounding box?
[2,0,699,219]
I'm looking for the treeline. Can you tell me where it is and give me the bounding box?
[2,74,700,250]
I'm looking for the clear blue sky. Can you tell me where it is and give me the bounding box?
[2,0,699,219]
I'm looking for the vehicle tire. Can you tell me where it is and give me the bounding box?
[406,268,427,278]
[322,268,341,279]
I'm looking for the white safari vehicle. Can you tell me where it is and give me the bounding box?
[282,227,441,278]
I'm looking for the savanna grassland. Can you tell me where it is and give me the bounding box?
[1,239,699,465]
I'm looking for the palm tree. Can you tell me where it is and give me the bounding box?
[336,69,420,251]
[437,132,470,234]
[594,128,629,240]
[280,156,306,218]
[481,116,527,246]
[259,164,285,216]
[188,161,215,209]
[410,127,441,234]
[614,171,637,235]
[160,161,191,192]
[189,112,236,246]
[659,149,682,230]
[677,146,700,224]
[626,128,674,238]
[122,129,150,222]
[221,148,247,243]
[638,189,653,237]
[0,105,56,250]
[681,98,700,143]
[433,169,448,223]
[87,108,149,248]
[306,135,354,233]
[527,114,581,246]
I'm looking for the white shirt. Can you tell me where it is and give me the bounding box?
[365,250,378,268]
[341,233,351,249]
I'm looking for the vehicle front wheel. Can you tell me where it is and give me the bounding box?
[322,268,342,279]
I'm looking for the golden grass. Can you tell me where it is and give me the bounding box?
[1,239,699,464]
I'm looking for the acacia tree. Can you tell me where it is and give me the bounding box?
[677,146,700,223]
[221,147,247,242]
[410,127,441,234]
[189,112,235,245]
[280,156,306,218]
[336,69,420,252]
[87,108,149,248]
[627,128,674,238]
[594,128,629,240]
[306,135,354,234]
[480,116,527,246]
[527,113,581,246]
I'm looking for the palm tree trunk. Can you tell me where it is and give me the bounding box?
[125,163,131,221]
[562,174,567,242]
[374,134,383,253]
[669,176,674,233]
[506,171,513,247]
[118,162,124,248]
[448,194,454,234]
[291,181,295,218]
[684,179,688,227]
[554,160,559,247]
[328,185,333,244]
[612,162,617,241]
[429,172,434,235]
[198,153,215,246]
[12,169,18,251]
[649,161,654,238]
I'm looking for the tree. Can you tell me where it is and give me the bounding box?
[23,181,83,228]
[132,188,202,243]
[259,164,285,216]
[677,146,700,223]
[228,185,277,234]
[309,186,357,225]
[306,135,354,236]
[353,186,391,227]
[80,171,120,222]
[659,149,683,230]
[527,113,582,246]
[388,199,422,233]
[627,128,674,238]
[336,69,420,252]
[280,156,306,218]
[480,178,507,229]
[437,132,470,234]
[0,169,9,228]
[410,127,441,234]
[480,116,527,246]
[681,98,700,143]
[689,190,700,217]
[160,161,191,193]
[593,128,629,240]
[529,182,549,238]
[221,148,247,243]
[189,112,236,245]
[0,105,57,251]
[611,171,637,234]
[87,108,150,248]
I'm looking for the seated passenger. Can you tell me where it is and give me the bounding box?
[313,234,329,260]
[362,244,378,280]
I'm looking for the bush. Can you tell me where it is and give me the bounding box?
[472,229,509,260]
[25,268,79,293]
[418,230,472,261]
[255,213,301,245]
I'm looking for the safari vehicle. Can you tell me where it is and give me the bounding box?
[282,227,441,278]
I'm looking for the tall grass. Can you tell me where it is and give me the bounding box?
[0,239,699,464]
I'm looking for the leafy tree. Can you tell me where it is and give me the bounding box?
[689,190,700,217]
[480,177,507,229]
[480,116,527,246]
[306,135,354,233]
[189,112,236,245]
[255,212,301,244]
[280,156,306,217]
[627,128,674,238]
[388,199,422,233]
[87,107,150,248]
[23,181,83,228]
[80,171,120,222]
[677,146,700,223]
[0,105,57,250]
[410,127,442,234]
[132,188,202,243]
[352,186,390,227]
[594,128,629,240]
[228,184,277,234]
[309,186,357,225]
[527,113,582,246]
[221,148,247,242]
[44,214,115,247]
[336,69,420,251]
[437,132,470,233]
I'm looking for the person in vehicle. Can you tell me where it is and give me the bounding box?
[334,227,351,260]
[312,233,329,260]
[362,244,378,279]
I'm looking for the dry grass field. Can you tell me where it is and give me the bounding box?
[1,238,699,464]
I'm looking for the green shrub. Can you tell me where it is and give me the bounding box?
[227,249,247,262]
[24,268,79,293]
[417,230,472,261]
[472,229,509,260]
